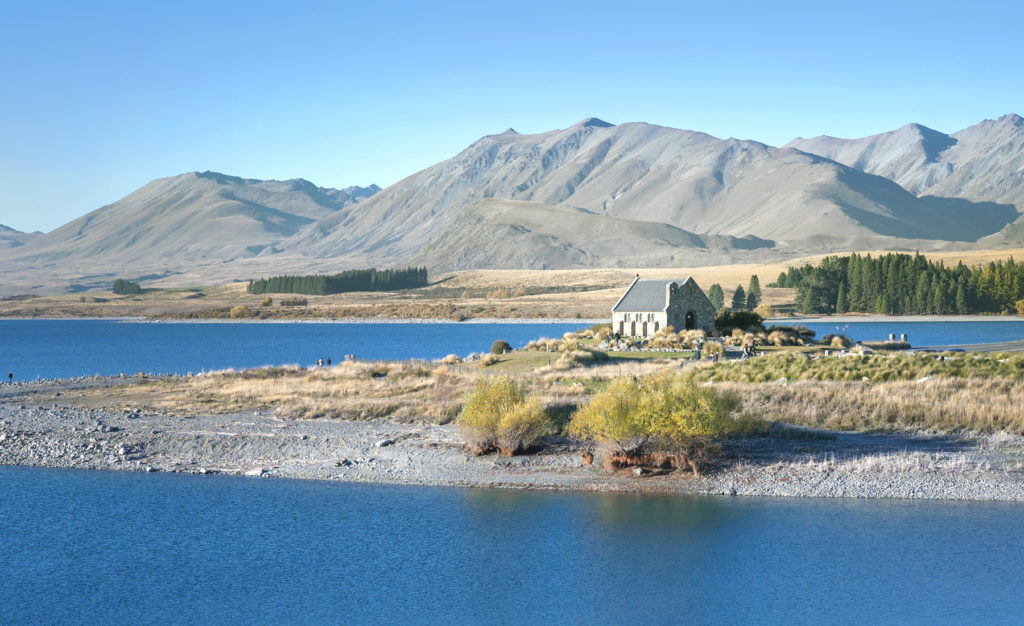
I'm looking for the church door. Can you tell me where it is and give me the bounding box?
[685,311,696,330]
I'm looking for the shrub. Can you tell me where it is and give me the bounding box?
[715,310,764,335]
[281,297,307,307]
[569,371,745,475]
[487,288,511,299]
[703,342,724,358]
[260,296,273,307]
[458,376,550,455]
[490,340,512,354]
[440,354,462,365]
[496,397,551,456]
[112,279,141,295]
[229,305,255,319]
[823,333,854,348]
[480,353,500,366]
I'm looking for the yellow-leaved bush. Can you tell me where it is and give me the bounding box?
[458,376,551,456]
[569,370,751,475]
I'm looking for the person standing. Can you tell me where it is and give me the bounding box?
[7,371,12,383]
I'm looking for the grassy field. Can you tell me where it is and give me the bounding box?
[4,247,1023,319]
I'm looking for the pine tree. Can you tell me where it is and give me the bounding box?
[800,288,815,314]
[746,290,758,311]
[747,275,762,307]
[731,286,747,311]
[708,284,725,309]
[835,283,847,314]
[955,284,968,314]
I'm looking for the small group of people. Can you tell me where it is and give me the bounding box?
[315,357,332,368]
[740,344,756,360]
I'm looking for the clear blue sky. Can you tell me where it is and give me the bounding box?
[2,0,1021,233]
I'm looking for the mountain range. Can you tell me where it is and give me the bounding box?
[2,114,1023,294]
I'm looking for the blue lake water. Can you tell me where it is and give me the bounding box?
[0,320,589,381]
[3,318,1024,382]
[797,319,1024,347]
[2,466,1023,624]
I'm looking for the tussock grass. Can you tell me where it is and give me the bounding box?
[694,352,1024,384]
[720,377,1024,434]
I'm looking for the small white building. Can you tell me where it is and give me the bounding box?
[611,276,716,338]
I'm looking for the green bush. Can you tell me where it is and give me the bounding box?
[490,340,512,354]
[715,310,764,335]
[112,279,141,295]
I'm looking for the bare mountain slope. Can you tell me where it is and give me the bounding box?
[284,118,1016,268]
[404,199,774,271]
[0,224,40,250]
[5,172,379,267]
[787,114,1024,245]
[787,114,1024,209]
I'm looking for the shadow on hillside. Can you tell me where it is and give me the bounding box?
[919,196,1021,240]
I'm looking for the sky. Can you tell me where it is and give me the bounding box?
[1,0,1022,233]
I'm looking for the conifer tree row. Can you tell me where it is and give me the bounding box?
[247,267,428,295]
[770,253,1024,314]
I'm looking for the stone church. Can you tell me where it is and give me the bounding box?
[611,276,716,338]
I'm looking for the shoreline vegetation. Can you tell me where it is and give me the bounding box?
[3,322,1024,500]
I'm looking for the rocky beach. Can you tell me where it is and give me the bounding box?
[3,377,1023,500]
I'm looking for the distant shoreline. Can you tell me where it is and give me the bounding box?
[781,314,1024,323]
[0,316,606,325]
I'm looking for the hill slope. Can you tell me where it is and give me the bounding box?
[284,118,1018,267]
[5,115,1024,294]
[4,172,379,267]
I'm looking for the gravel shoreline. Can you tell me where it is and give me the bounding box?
[2,379,1023,500]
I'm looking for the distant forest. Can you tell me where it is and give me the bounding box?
[247,267,428,295]
[771,253,1024,315]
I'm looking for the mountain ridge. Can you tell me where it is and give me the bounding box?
[3,114,1024,294]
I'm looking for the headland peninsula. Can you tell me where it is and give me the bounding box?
[3,323,1024,501]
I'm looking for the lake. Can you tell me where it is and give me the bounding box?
[0,319,590,381]
[2,466,1022,624]
[3,318,1024,381]
[797,319,1024,347]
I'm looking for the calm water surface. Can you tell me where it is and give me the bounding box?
[798,319,1024,347]
[0,320,588,380]
[1,466,1022,624]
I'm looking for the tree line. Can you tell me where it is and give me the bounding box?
[707,276,761,312]
[771,252,1024,314]
[247,267,428,295]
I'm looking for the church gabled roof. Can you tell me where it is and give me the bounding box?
[611,276,695,312]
